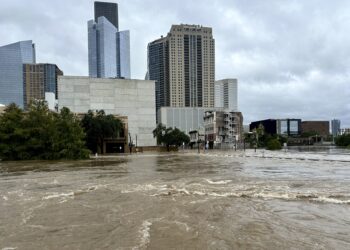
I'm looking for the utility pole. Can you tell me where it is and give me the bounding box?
[128,133,132,154]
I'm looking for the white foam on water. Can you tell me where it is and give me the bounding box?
[2,247,18,250]
[2,195,8,201]
[133,218,163,249]
[209,192,239,198]
[122,184,168,194]
[192,191,207,196]
[42,192,74,200]
[86,184,108,191]
[205,179,232,185]
[253,192,292,200]
[190,198,209,204]
[188,150,350,163]
[21,203,45,225]
[176,188,190,195]
[173,220,191,232]
[311,197,350,204]
[139,220,152,247]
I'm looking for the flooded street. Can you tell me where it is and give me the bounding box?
[1,150,350,249]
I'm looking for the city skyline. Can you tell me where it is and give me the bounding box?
[0,0,349,126]
[88,2,130,78]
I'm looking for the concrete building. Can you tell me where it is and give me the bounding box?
[189,127,205,147]
[204,110,243,148]
[331,119,341,136]
[58,76,156,147]
[159,107,219,134]
[340,128,350,135]
[148,24,215,110]
[301,121,330,137]
[88,2,130,79]
[23,63,63,109]
[0,40,36,108]
[45,92,57,111]
[215,79,238,111]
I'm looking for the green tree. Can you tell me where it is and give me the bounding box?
[0,101,89,160]
[23,100,56,159]
[0,104,28,160]
[335,134,350,147]
[52,107,90,159]
[252,123,265,148]
[81,110,123,154]
[266,139,282,150]
[161,127,190,151]
[152,123,166,145]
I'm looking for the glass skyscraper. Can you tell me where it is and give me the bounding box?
[94,1,119,29]
[88,16,118,78]
[147,37,169,122]
[117,30,131,79]
[0,40,36,108]
[88,1,130,79]
[331,119,341,136]
[23,64,63,109]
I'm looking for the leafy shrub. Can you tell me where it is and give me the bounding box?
[267,139,282,150]
[335,134,350,147]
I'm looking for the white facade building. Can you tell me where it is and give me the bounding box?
[159,107,220,134]
[340,128,350,135]
[215,79,238,111]
[58,76,156,147]
[45,92,57,111]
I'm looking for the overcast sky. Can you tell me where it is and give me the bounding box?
[1,0,349,126]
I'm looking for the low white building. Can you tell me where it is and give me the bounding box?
[159,107,221,134]
[58,76,156,147]
[340,128,350,135]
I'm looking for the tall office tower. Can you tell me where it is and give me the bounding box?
[88,1,130,79]
[94,1,119,29]
[148,36,169,122]
[331,119,341,136]
[88,17,118,78]
[23,64,63,109]
[215,79,238,111]
[0,40,36,108]
[148,24,215,110]
[168,24,215,107]
[117,30,131,78]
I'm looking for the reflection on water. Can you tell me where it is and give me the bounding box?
[1,150,350,249]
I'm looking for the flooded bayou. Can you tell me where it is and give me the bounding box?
[1,149,350,249]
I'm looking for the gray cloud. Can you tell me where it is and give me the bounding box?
[0,0,349,126]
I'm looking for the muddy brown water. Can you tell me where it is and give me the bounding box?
[1,151,350,249]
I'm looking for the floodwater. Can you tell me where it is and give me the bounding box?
[1,149,350,249]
